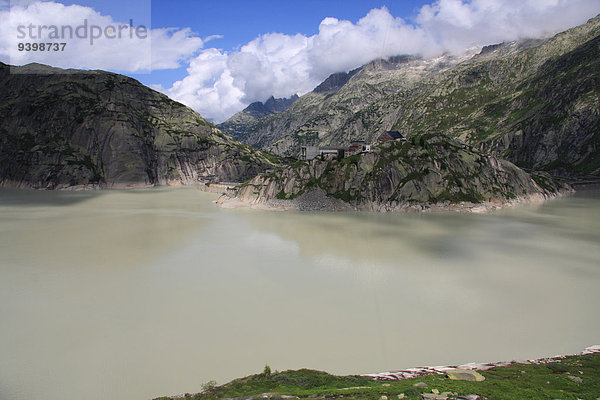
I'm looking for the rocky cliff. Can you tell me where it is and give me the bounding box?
[220,134,568,212]
[219,15,600,178]
[243,95,299,119]
[384,15,600,177]
[0,62,279,189]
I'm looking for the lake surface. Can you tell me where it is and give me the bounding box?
[1,187,599,400]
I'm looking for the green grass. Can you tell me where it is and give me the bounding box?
[275,189,288,200]
[154,353,600,400]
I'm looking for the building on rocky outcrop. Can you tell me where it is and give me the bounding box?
[377,131,407,143]
[300,145,346,161]
[301,141,372,161]
[347,141,366,156]
[300,146,319,161]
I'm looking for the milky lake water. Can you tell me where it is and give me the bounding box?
[0,187,599,400]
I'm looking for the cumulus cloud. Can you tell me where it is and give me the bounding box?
[416,0,600,53]
[3,1,599,122]
[165,0,600,123]
[0,1,204,72]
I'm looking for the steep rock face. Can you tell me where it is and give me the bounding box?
[384,15,600,177]
[484,35,600,175]
[330,15,600,177]
[0,62,279,189]
[226,134,565,211]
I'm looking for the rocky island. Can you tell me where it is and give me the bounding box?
[218,133,569,212]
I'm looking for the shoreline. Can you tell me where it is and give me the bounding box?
[0,180,578,214]
[0,180,238,193]
[362,345,600,381]
[158,345,600,400]
[217,187,575,214]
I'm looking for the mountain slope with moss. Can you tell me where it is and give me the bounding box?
[219,15,600,178]
[0,62,279,189]
[383,15,600,177]
[218,53,475,155]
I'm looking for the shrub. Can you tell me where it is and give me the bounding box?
[264,365,272,376]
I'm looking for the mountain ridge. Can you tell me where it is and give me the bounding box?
[0,62,279,189]
[218,14,600,178]
[245,95,300,118]
[217,16,600,211]
[219,50,475,153]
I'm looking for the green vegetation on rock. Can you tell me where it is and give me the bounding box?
[232,134,566,210]
[153,352,600,400]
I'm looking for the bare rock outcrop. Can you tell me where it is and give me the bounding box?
[219,134,570,212]
[0,62,279,189]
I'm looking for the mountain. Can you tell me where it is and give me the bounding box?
[217,95,299,145]
[218,52,475,154]
[383,16,600,177]
[0,62,279,189]
[217,17,600,211]
[221,15,600,178]
[246,95,300,118]
[312,68,360,94]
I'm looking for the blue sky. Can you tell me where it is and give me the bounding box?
[57,0,432,90]
[3,0,600,121]
[149,1,430,49]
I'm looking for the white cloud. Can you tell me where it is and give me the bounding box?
[0,1,204,72]
[3,1,599,123]
[165,48,245,121]
[165,0,600,123]
[415,0,600,54]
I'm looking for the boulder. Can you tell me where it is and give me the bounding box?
[457,396,483,400]
[421,394,447,400]
[446,369,486,382]
[568,376,583,383]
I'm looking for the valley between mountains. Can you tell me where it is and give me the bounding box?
[1,15,599,212]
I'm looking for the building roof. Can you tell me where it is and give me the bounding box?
[386,131,405,140]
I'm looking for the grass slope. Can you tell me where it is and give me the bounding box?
[155,352,600,400]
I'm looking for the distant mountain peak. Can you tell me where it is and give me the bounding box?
[244,95,300,118]
[313,69,360,94]
[312,55,420,95]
